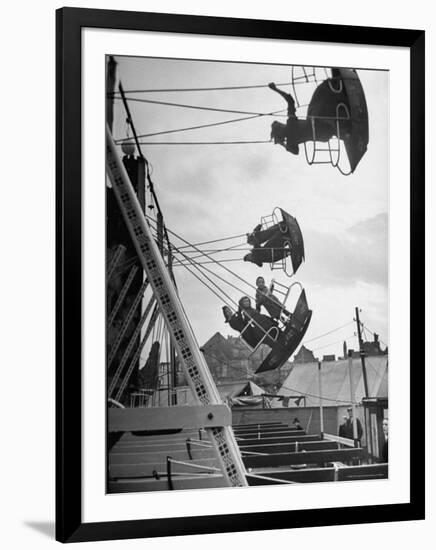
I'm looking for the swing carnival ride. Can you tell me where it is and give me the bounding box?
[245,207,305,276]
[106,121,314,489]
[286,66,369,175]
[115,65,369,176]
[105,59,386,494]
[106,75,312,490]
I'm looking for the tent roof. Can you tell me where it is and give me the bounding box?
[216,380,265,399]
[217,381,250,399]
[278,356,388,406]
[247,381,265,396]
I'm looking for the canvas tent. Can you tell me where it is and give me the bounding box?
[171,380,265,407]
[276,356,388,407]
[217,380,266,407]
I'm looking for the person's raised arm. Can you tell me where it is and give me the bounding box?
[269,82,296,117]
[268,82,291,102]
[222,305,234,323]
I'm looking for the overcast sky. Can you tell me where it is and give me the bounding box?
[111,56,389,358]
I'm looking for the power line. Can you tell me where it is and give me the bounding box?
[303,321,354,345]
[311,334,356,353]
[360,323,388,348]
[110,81,293,94]
[202,351,358,405]
[202,344,359,405]
[279,381,359,405]
[113,96,288,117]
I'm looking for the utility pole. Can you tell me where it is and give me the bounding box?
[106,56,117,132]
[167,248,178,405]
[347,354,358,445]
[317,361,324,437]
[355,307,370,398]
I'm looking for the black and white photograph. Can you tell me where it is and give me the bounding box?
[106,55,389,493]
[0,1,430,546]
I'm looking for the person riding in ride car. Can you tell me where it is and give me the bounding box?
[244,222,291,267]
[222,296,285,349]
[255,276,287,321]
[268,82,337,155]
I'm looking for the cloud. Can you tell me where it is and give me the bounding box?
[301,212,388,288]
[237,149,273,180]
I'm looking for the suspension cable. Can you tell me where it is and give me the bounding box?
[172,246,251,254]
[149,216,301,320]
[131,140,272,146]
[116,109,285,141]
[148,227,248,268]
[146,215,258,294]
[175,244,294,344]
[173,258,246,266]
[176,249,238,308]
[176,233,247,249]
[111,82,293,94]
[174,244,254,303]
[113,96,288,117]
[171,242,250,264]
[176,247,282,343]
[150,228,231,308]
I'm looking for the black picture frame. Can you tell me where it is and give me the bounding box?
[56,7,425,543]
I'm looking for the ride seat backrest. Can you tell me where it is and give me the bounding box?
[267,280,287,320]
[239,320,253,345]
[240,322,280,358]
[250,326,279,355]
[260,213,275,230]
[292,290,309,328]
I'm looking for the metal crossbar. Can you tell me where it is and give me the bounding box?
[108,295,156,395]
[108,284,150,368]
[106,245,125,282]
[114,304,160,402]
[108,267,141,327]
[246,473,294,484]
